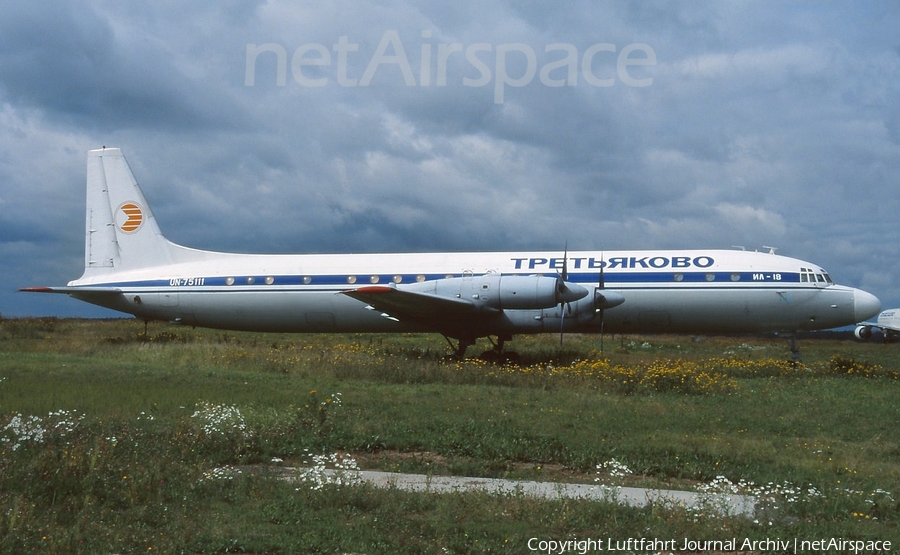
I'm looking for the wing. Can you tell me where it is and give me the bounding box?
[341,285,499,325]
[856,320,900,333]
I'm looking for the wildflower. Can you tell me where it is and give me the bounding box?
[1,409,83,451]
[595,458,633,480]
[296,450,361,490]
[1,414,44,450]
[191,402,251,438]
[200,466,242,482]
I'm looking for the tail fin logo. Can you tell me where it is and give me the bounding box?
[115,202,144,233]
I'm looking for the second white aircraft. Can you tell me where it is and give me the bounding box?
[855,309,900,342]
[24,148,881,358]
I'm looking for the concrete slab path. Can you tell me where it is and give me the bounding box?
[305,469,756,517]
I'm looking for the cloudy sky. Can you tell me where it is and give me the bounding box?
[2,1,899,318]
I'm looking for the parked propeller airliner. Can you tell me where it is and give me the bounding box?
[23,148,881,359]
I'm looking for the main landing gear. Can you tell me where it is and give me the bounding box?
[443,334,521,364]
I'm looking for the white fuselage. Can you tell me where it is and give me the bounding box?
[876,309,900,330]
[68,248,878,336]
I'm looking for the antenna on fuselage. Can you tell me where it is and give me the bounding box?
[762,246,778,254]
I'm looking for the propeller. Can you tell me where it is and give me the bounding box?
[558,245,568,347]
[553,244,588,305]
[593,254,625,354]
[556,244,580,348]
[598,255,606,353]
[554,244,605,349]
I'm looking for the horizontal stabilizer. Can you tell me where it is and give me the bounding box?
[20,286,122,295]
[21,285,128,315]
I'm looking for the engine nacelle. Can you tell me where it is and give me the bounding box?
[405,274,588,310]
[854,325,873,341]
[492,275,589,309]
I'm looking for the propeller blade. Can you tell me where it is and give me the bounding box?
[591,254,625,353]
[599,253,605,353]
[559,243,570,349]
[559,303,565,348]
[599,252,605,289]
[599,309,605,354]
[556,243,569,297]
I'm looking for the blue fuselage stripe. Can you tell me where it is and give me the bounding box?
[87,271,803,289]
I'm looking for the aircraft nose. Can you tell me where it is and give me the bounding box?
[853,289,881,322]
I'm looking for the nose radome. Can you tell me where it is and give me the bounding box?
[854,289,881,322]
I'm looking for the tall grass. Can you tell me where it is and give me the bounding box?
[1,318,898,551]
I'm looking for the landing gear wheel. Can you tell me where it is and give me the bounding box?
[479,350,501,363]
[478,349,520,365]
[499,351,521,365]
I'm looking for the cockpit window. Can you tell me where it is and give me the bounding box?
[800,267,833,286]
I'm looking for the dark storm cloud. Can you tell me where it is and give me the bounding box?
[0,1,247,131]
[1,0,899,317]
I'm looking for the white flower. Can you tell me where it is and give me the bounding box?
[1,409,83,451]
[191,402,252,438]
[200,466,242,482]
[595,458,633,479]
[296,451,361,490]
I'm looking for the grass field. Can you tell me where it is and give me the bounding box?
[1,317,898,553]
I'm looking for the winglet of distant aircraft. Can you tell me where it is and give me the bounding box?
[21,147,882,359]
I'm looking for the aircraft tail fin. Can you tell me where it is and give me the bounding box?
[79,147,179,278]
